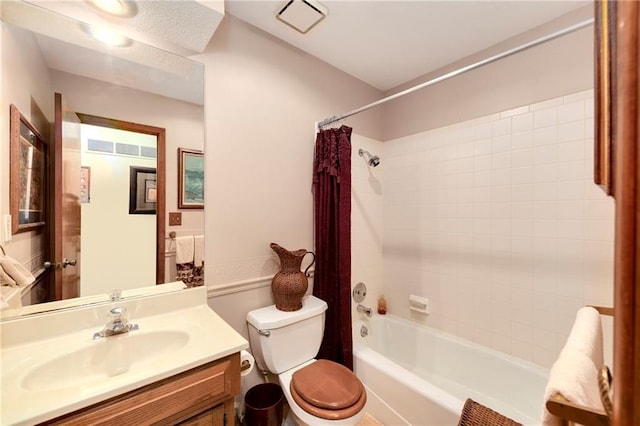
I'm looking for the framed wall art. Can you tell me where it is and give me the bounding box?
[80,166,90,203]
[178,148,204,209]
[129,166,156,214]
[10,105,46,234]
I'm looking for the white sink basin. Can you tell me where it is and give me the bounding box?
[1,286,249,426]
[22,330,190,392]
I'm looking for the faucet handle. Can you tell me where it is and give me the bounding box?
[108,306,128,322]
[109,289,122,302]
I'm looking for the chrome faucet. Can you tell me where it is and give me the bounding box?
[93,290,138,339]
[357,304,372,317]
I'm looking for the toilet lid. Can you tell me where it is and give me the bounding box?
[291,359,363,409]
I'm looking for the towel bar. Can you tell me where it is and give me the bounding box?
[588,305,614,317]
[546,394,609,426]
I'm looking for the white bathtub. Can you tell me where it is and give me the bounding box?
[353,315,549,425]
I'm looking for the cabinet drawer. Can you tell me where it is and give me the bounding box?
[46,353,240,425]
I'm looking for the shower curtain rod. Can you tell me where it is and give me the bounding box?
[317,18,594,129]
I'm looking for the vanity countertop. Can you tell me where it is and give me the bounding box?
[0,286,248,425]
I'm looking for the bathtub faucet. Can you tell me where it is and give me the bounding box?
[357,304,372,317]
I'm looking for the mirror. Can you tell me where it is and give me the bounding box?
[1,1,205,317]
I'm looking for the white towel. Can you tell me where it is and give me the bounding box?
[175,236,194,264]
[541,307,605,425]
[194,235,204,267]
[0,266,17,287]
[542,347,605,426]
[565,307,604,368]
[0,255,35,287]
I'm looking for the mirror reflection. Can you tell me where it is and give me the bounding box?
[1,0,205,317]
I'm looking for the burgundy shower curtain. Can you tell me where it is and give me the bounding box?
[312,125,353,370]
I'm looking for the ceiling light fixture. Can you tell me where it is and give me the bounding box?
[276,0,327,34]
[92,0,123,15]
[87,0,137,18]
[89,26,132,47]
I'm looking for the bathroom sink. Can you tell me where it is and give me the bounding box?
[1,286,249,426]
[21,330,190,392]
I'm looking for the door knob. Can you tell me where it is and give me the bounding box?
[44,259,77,269]
[62,258,77,268]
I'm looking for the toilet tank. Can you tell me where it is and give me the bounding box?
[247,295,327,374]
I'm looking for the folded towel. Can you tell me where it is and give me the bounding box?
[175,235,194,264]
[0,255,35,287]
[0,266,17,287]
[194,235,204,267]
[565,307,604,369]
[542,347,605,426]
[542,307,605,425]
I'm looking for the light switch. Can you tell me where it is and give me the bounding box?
[169,212,182,226]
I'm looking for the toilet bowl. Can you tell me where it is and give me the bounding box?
[246,296,367,426]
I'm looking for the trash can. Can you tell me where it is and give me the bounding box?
[244,383,284,426]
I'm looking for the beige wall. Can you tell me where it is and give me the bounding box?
[381,6,594,141]
[1,24,52,275]
[200,16,382,290]
[200,16,383,393]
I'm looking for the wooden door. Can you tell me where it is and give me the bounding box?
[52,92,81,300]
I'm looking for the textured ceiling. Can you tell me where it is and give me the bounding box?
[226,0,591,91]
[2,0,208,105]
[2,0,591,105]
[22,0,225,55]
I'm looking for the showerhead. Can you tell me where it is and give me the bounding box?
[358,148,381,167]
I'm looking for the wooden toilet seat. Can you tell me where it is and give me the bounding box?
[290,359,367,420]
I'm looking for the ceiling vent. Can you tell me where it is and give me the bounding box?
[276,0,327,34]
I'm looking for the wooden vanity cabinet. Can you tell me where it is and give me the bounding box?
[43,352,241,426]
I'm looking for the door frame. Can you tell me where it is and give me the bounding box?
[76,113,167,284]
[612,1,640,424]
[51,93,82,300]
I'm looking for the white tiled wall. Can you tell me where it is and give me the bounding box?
[378,89,614,368]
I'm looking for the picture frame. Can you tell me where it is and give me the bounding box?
[80,166,91,203]
[10,105,46,234]
[178,148,204,209]
[129,166,157,214]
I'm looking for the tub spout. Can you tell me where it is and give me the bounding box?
[357,304,372,317]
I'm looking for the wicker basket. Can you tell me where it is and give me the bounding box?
[270,243,315,311]
[457,399,523,426]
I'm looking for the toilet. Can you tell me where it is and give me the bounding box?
[246,295,366,425]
